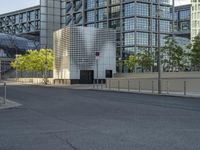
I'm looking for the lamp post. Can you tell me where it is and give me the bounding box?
[0,60,1,82]
[44,46,48,85]
[96,51,100,85]
[15,55,19,82]
[118,57,122,73]
[172,0,175,38]
[157,0,161,94]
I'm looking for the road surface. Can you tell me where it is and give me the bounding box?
[0,85,200,150]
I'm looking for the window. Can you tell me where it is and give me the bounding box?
[86,11,95,22]
[124,18,135,31]
[136,32,148,46]
[110,6,120,18]
[123,3,134,17]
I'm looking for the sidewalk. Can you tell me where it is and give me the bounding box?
[1,81,200,98]
[35,83,200,98]
[93,85,200,98]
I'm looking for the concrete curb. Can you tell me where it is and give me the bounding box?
[91,88,200,99]
[30,84,200,99]
[4,83,200,99]
[0,98,22,110]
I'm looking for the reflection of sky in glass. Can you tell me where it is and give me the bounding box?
[0,49,7,57]
[0,33,38,51]
[172,0,190,6]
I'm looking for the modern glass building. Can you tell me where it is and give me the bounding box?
[0,0,172,71]
[191,0,200,40]
[62,0,172,59]
[0,5,40,41]
[0,33,39,57]
[173,4,191,39]
[0,5,41,59]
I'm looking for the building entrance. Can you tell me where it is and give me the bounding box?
[80,70,94,84]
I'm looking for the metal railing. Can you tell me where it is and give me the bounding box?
[93,78,199,96]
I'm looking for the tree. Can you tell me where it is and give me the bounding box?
[137,48,154,72]
[10,49,53,77]
[10,54,26,76]
[124,55,137,72]
[190,35,200,71]
[161,37,185,72]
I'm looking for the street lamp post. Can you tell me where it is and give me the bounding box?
[0,60,1,82]
[157,0,161,94]
[96,51,100,85]
[15,55,19,82]
[44,46,48,85]
[172,0,175,38]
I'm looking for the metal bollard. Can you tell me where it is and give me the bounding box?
[101,80,103,90]
[118,80,120,91]
[152,81,154,94]
[128,80,130,92]
[139,80,141,92]
[3,82,6,104]
[184,81,187,95]
[166,81,169,94]
[109,79,111,90]
[93,80,95,89]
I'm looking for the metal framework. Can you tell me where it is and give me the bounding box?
[0,6,40,36]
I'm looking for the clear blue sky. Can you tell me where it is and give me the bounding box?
[0,0,40,14]
[0,0,190,14]
[175,0,190,5]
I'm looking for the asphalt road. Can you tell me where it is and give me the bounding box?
[0,85,200,150]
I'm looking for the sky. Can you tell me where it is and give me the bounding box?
[175,0,190,6]
[0,0,40,14]
[0,0,191,14]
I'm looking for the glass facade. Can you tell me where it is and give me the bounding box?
[0,33,39,57]
[173,4,191,39]
[62,0,172,59]
[191,0,200,39]
[0,6,41,60]
[0,0,172,68]
[0,6,40,35]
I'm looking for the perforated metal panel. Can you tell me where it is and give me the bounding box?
[53,26,116,80]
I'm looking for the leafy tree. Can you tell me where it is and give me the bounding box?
[161,37,185,71]
[190,35,200,71]
[10,49,53,77]
[10,54,26,76]
[137,48,154,72]
[124,55,138,72]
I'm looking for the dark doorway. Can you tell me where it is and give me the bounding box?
[106,70,112,78]
[80,70,94,84]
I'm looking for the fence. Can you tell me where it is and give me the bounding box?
[7,78,54,85]
[93,78,200,96]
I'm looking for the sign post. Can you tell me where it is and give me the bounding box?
[95,52,100,86]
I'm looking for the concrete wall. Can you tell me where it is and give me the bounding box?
[106,78,200,93]
[115,72,200,79]
[108,72,200,93]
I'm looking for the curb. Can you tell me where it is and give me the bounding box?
[0,98,22,110]
[4,83,200,99]
[91,88,200,99]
